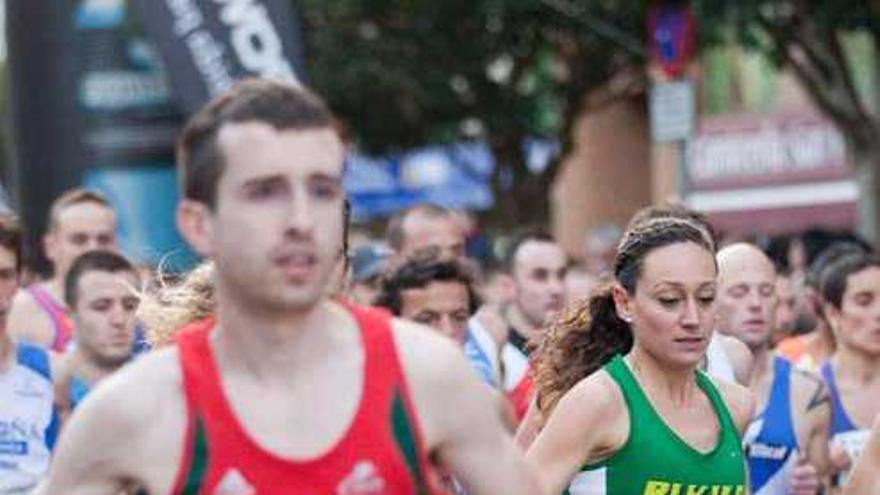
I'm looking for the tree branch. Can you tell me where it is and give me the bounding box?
[757,15,859,118]
[822,28,873,123]
[787,48,877,151]
[539,0,646,58]
[756,14,867,145]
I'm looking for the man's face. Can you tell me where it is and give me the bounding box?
[72,270,139,367]
[512,240,567,328]
[717,248,777,349]
[45,202,117,278]
[185,123,346,312]
[829,266,880,356]
[399,213,466,260]
[0,246,19,331]
[400,280,471,344]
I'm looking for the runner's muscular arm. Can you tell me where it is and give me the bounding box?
[8,290,55,347]
[527,373,629,495]
[33,376,143,494]
[801,374,833,476]
[392,319,541,495]
[514,399,543,449]
[785,371,833,495]
[34,350,184,495]
[844,414,880,495]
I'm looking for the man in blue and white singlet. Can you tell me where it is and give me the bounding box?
[0,214,58,494]
[717,244,831,495]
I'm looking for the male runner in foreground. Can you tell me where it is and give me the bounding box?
[36,79,538,494]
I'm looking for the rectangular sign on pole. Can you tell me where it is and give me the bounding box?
[649,80,695,143]
[130,0,306,114]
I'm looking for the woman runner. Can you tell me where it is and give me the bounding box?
[527,217,754,495]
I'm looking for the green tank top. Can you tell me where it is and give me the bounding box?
[565,355,746,495]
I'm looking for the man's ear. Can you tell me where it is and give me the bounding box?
[824,302,842,338]
[611,284,634,323]
[43,230,58,264]
[177,200,215,258]
[499,273,517,299]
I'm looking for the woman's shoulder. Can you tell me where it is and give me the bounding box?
[552,368,629,437]
[558,369,631,460]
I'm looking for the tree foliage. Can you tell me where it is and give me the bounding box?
[698,0,880,239]
[297,0,650,225]
[699,0,880,156]
[298,0,880,234]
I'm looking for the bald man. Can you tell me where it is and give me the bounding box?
[844,414,880,495]
[717,243,831,495]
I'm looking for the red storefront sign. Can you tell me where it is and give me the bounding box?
[686,114,856,235]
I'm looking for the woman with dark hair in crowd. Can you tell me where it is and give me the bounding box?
[817,252,880,488]
[526,217,754,495]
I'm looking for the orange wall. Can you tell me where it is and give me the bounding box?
[551,97,652,260]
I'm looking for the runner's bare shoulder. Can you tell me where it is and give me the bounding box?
[43,348,188,493]
[718,334,754,385]
[8,288,54,344]
[388,318,495,437]
[389,317,474,386]
[556,368,629,458]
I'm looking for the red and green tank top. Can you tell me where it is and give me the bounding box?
[169,304,442,495]
[566,355,747,495]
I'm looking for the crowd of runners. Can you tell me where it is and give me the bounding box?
[0,79,878,495]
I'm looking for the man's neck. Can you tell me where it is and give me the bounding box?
[834,347,880,384]
[0,333,13,372]
[71,350,123,384]
[212,291,358,382]
[747,343,774,388]
[806,321,836,360]
[505,304,538,342]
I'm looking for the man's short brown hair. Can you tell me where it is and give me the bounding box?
[0,213,23,272]
[177,78,335,209]
[47,188,113,232]
[64,250,136,308]
[385,204,458,252]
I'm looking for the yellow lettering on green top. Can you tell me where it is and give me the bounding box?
[643,481,671,495]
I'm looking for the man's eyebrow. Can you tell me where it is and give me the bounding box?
[308,172,341,181]
[241,174,287,188]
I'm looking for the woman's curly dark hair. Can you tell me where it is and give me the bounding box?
[532,217,714,414]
